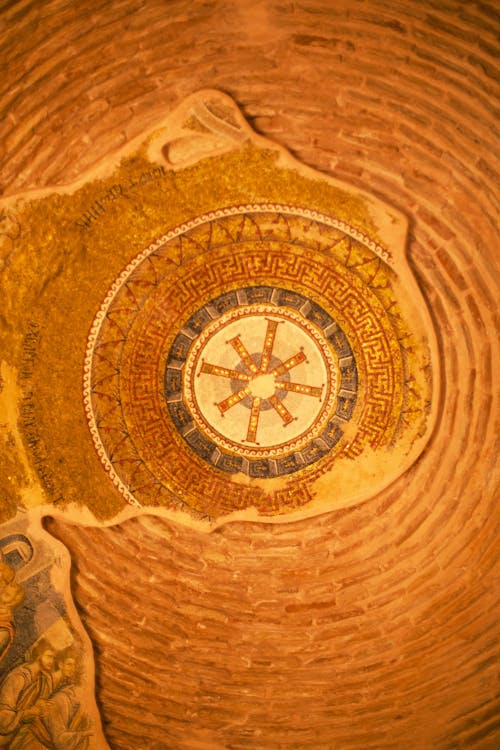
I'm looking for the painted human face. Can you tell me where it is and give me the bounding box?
[39,649,55,672]
[61,658,76,679]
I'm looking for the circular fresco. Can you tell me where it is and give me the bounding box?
[165,291,354,474]
[84,205,422,518]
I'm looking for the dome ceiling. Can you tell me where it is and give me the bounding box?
[0,1,498,749]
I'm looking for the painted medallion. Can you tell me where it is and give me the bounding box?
[84,203,430,519]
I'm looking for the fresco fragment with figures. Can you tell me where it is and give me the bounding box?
[0,518,97,749]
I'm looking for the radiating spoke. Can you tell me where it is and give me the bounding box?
[268,394,294,425]
[228,336,259,373]
[217,385,251,414]
[260,319,279,373]
[200,362,251,382]
[276,381,323,398]
[270,350,307,377]
[246,397,262,442]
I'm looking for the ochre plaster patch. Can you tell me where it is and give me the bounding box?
[1,91,437,527]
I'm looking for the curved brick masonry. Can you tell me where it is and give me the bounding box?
[2,1,498,748]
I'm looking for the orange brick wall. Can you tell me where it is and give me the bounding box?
[2,1,498,748]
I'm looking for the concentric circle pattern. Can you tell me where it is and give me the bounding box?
[172,296,341,466]
[84,208,425,516]
[3,1,498,749]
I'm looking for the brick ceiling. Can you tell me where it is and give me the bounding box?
[1,1,498,748]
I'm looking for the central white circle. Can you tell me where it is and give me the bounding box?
[183,305,339,458]
[248,373,276,399]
